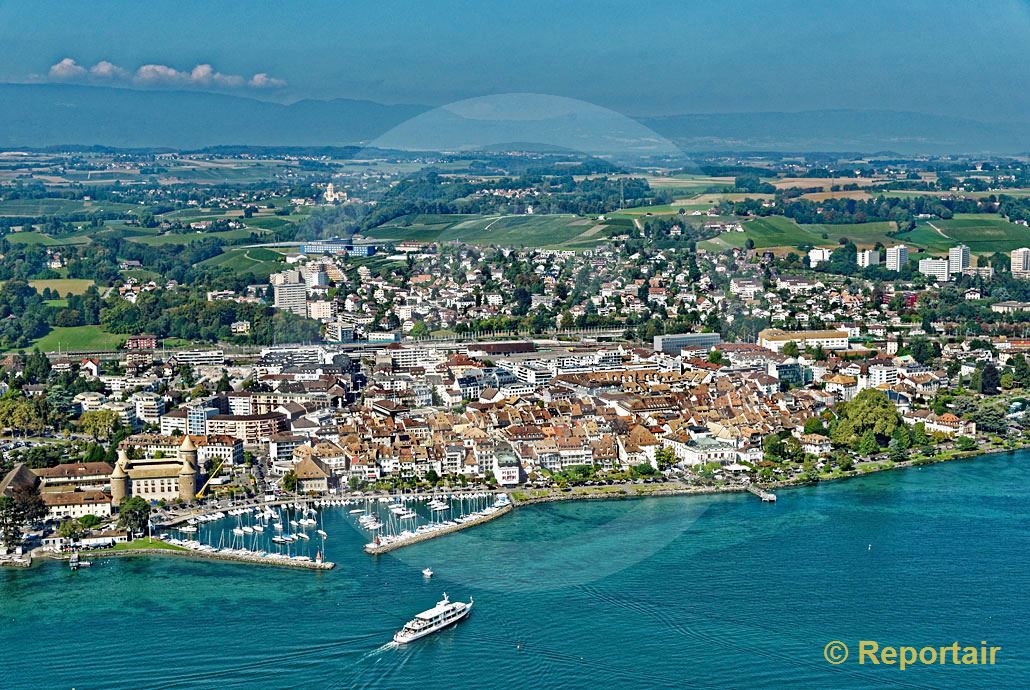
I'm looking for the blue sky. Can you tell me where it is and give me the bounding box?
[1,0,1027,120]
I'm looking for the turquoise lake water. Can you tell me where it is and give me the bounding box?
[3,450,1028,689]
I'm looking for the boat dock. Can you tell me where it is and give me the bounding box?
[364,502,514,555]
[747,485,777,502]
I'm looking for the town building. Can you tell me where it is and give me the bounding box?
[918,258,951,282]
[886,245,909,272]
[857,249,880,268]
[758,329,849,353]
[948,245,970,275]
[110,436,199,503]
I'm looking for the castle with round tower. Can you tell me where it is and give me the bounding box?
[111,435,199,503]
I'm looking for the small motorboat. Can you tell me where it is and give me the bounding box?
[422,567,434,578]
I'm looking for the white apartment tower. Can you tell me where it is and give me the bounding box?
[948,245,970,274]
[1012,248,1030,279]
[886,245,908,272]
[857,249,880,268]
[918,258,951,282]
[273,282,308,316]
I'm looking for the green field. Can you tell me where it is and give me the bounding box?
[4,230,91,246]
[367,213,618,249]
[895,214,1030,254]
[799,221,899,247]
[29,278,95,296]
[126,227,263,246]
[31,326,125,352]
[698,216,818,252]
[199,247,286,277]
[698,213,1028,255]
[0,198,138,217]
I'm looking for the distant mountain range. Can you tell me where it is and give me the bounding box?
[1,83,1026,155]
[640,110,1030,155]
[0,83,428,150]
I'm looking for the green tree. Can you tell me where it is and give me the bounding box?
[887,438,908,463]
[78,514,103,529]
[655,446,676,470]
[971,401,1007,434]
[912,422,930,446]
[803,417,826,435]
[281,470,298,493]
[0,496,22,548]
[79,409,120,440]
[116,496,151,536]
[57,518,84,540]
[830,389,901,449]
[858,430,880,456]
[890,425,911,450]
[782,341,800,358]
[955,436,977,452]
[979,363,1001,395]
[11,483,46,525]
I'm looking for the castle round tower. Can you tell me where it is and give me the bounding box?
[177,436,198,501]
[111,450,130,504]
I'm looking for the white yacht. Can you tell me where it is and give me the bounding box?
[393,593,472,644]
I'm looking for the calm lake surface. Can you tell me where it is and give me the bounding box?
[3,450,1028,689]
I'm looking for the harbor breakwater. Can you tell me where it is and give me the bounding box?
[363,503,514,555]
[87,547,335,570]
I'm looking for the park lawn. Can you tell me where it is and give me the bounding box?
[109,538,187,552]
[30,278,95,296]
[44,299,68,308]
[32,326,125,352]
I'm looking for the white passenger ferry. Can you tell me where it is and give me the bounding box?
[393,593,473,644]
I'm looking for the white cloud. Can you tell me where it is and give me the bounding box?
[45,58,285,90]
[89,60,128,80]
[134,63,187,84]
[249,73,287,89]
[48,58,87,81]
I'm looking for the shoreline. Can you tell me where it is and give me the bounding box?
[5,445,1023,572]
[509,444,1027,507]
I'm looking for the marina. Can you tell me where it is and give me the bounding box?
[3,452,1029,689]
[155,492,514,562]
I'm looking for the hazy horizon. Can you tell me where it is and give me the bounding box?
[1,0,1028,122]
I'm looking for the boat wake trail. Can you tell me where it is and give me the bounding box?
[361,641,398,659]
